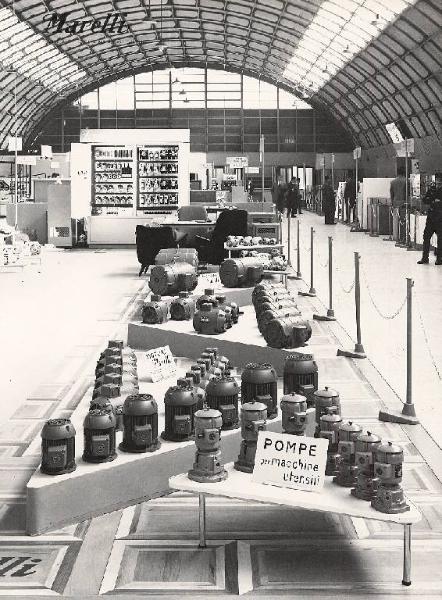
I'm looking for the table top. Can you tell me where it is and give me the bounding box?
[263,269,290,275]
[162,221,216,227]
[169,463,421,526]
[224,243,283,251]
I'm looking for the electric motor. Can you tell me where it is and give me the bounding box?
[196,288,218,310]
[257,307,302,334]
[313,387,341,435]
[83,409,117,463]
[371,442,409,514]
[108,339,124,351]
[216,296,240,324]
[253,289,292,308]
[89,396,114,414]
[41,418,76,475]
[142,294,169,324]
[188,407,228,483]
[193,303,227,335]
[219,257,264,288]
[234,400,267,473]
[263,316,312,349]
[201,351,215,366]
[170,291,195,321]
[334,421,362,487]
[149,262,198,296]
[185,373,206,409]
[320,412,343,476]
[283,353,318,403]
[162,380,198,441]
[195,361,207,379]
[205,376,239,430]
[155,247,198,268]
[351,431,382,501]
[120,394,160,453]
[241,362,278,419]
[280,393,308,435]
[255,298,297,319]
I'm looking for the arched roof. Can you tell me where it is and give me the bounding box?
[0,0,440,150]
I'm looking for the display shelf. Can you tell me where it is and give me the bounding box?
[137,145,180,211]
[92,145,135,215]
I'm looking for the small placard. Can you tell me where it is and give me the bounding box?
[353,146,362,159]
[8,136,22,152]
[253,432,328,493]
[145,345,176,382]
[17,155,37,166]
[41,145,53,159]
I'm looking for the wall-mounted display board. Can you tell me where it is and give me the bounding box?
[92,146,134,214]
[138,145,179,211]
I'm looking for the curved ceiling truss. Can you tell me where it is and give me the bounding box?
[0,0,440,151]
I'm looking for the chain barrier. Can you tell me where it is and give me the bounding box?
[415,295,442,381]
[316,248,329,269]
[360,264,407,320]
[334,264,355,294]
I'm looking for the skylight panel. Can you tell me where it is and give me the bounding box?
[283,0,417,93]
[0,6,87,93]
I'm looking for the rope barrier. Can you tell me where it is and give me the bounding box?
[360,264,407,320]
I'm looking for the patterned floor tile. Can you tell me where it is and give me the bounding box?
[10,401,56,421]
[315,357,360,382]
[27,383,71,402]
[0,421,42,445]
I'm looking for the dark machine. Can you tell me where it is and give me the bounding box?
[280,393,308,435]
[283,353,319,403]
[219,257,264,287]
[351,431,382,501]
[162,380,198,441]
[142,294,169,324]
[205,376,240,430]
[188,406,228,483]
[319,412,343,476]
[119,394,161,453]
[83,409,117,463]
[257,307,301,335]
[241,362,278,420]
[40,418,76,475]
[185,372,206,409]
[196,288,218,309]
[334,421,362,487]
[149,262,198,296]
[313,387,341,436]
[371,442,409,514]
[263,315,312,349]
[234,400,267,473]
[193,302,227,335]
[216,296,240,324]
[170,291,196,321]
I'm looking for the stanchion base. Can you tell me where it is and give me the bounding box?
[402,580,412,587]
[337,348,367,359]
[378,409,419,426]
[383,237,394,242]
[395,242,407,248]
[313,314,336,321]
[288,273,303,280]
[299,290,316,297]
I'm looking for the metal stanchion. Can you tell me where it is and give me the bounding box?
[379,278,419,424]
[299,226,316,297]
[337,252,366,359]
[396,212,407,248]
[383,207,394,241]
[313,236,336,321]
[290,218,302,280]
[369,203,378,237]
[287,213,292,267]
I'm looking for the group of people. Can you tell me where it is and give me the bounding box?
[271,177,303,218]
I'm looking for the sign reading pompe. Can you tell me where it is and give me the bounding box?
[253,431,328,493]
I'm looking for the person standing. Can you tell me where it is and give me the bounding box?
[296,177,303,214]
[285,177,299,218]
[390,167,407,244]
[246,178,255,202]
[417,175,442,265]
[344,175,357,223]
[322,176,336,224]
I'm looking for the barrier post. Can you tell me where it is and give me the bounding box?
[379,278,419,424]
[299,227,316,297]
[383,207,394,241]
[337,252,366,359]
[287,213,292,267]
[291,218,302,280]
[313,236,336,321]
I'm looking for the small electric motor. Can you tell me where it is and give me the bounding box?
[280,393,308,435]
[193,303,227,335]
[119,394,161,453]
[185,372,206,409]
[351,431,382,501]
[371,442,409,514]
[216,296,240,324]
[219,257,264,288]
[41,418,76,475]
[196,288,218,310]
[263,316,312,349]
[162,381,197,441]
[257,307,301,334]
[319,412,343,476]
[205,376,240,430]
[234,400,267,473]
[283,353,318,404]
[241,362,278,420]
[333,421,363,487]
[142,294,169,324]
[149,262,198,296]
[83,409,117,463]
[313,387,341,436]
[170,291,195,321]
[188,406,228,483]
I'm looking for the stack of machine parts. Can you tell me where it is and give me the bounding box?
[219,257,264,288]
[193,288,241,335]
[283,353,319,405]
[188,405,228,483]
[313,387,341,437]
[93,340,139,412]
[149,261,198,296]
[252,282,312,349]
[241,362,278,420]
[155,248,199,268]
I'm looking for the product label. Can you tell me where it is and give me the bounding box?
[144,345,176,382]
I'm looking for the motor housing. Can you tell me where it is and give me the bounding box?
[241,362,278,419]
[205,376,239,430]
[83,409,117,463]
[170,291,195,321]
[193,302,227,335]
[149,263,198,296]
[188,407,228,483]
[41,418,76,475]
[234,401,267,473]
[162,381,197,441]
[219,257,264,287]
[142,294,169,324]
[120,394,161,453]
[283,353,318,404]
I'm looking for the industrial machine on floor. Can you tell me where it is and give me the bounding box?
[205,376,240,430]
[149,262,198,296]
[155,248,199,268]
[219,257,264,287]
[193,302,228,335]
[351,431,382,501]
[170,291,195,321]
[234,400,268,473]
[142,294,169,324]
[162,380,198,442]
[40,418,76,475]
[188,406,228,483]
[283,353,319,403]
[313,387,341,437]
[83,409,117,463]
[280,393,308,436]
[241,362,278,420]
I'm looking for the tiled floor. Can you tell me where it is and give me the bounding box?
[0,234,441,597]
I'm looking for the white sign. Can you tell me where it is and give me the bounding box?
[144,345,176,383]
[41,145,53,159]
[17,156,37,166]
[253,431,328,493]
[222,173,237,182]
[8,136,22,152]
[353,147,361,159]
[246,166,260,174]
[227,156,248,169]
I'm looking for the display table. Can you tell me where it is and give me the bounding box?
[224,243,283,258]
[169,463,421,586]
[162,220,216,230]
[263,269,291,288]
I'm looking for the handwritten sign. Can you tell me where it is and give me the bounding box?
[253,431,328,493]
[145,345,176,382]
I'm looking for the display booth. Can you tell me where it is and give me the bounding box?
[359,178,394,230]
[72,129,190,245]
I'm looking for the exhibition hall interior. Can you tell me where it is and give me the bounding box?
[0,0,442,597]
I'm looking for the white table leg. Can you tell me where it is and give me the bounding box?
[198,493,207,548]
[402,523,412,586]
